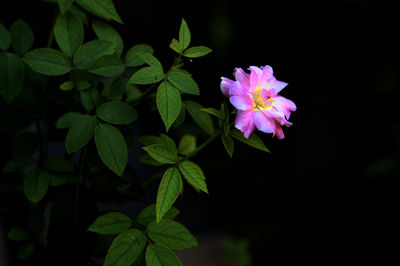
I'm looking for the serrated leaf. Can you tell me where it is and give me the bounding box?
[75,0,122,24]
[0,52,24,103]
[128,67,163,85]
[230,129,270,153]
[92,19,123,56]
[9,19,33,55]
[54,12,83,57]
[8,227,29,242]
[183,46,212,58]
[96,101,138,125]
[137,204,180,226]
[0,23,11,51]
[178,134,196,156]
[146,244,182,266]
[147,219,197,250]
[184,100,215,135]
[65,114,96,153]
[156,168,182,223]
[136,51,163,72]
[166,70,199,95]
[73,40,114,69]
[178,19,190,50]
[58,0,74,14]
[178,160,208,193]
[104,229,146,266]
[94,123,127,176]
[156,81,181,131]
[23,168,50,203]
[89,55,124,77]
[125,44,153,67]
[169,38,181,54]
[23,48,72,76]
[221,134,234,158]
[142,144,178,164]
[200,108,224,119]
[87,212,132,235]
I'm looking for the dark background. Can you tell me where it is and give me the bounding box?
[1,0,399,264]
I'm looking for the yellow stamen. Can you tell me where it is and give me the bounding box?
[253,85,274,111]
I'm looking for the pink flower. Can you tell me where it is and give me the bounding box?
[220,66,296,139]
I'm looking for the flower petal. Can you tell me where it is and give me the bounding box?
[273,122,285,139]
[235,110,256,138]
[254,110,275,133]
[248,66,263,88]
[230,81,247,96]
[230,95,253,111]
[270,79,288,94]
[234,68,250,90]
[261,65,273,80]
[273,96,296,119]
[220,77,234,97]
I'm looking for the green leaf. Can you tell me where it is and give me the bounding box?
[221,134,234,158]
[156,81,181,131]
[2,155,34,172]
[8,227,29,242]
[58,0,74,14]
[65,114,96,153]
[178,160,208,193]
[137,204,179,226]
[54,12,83,57]
[59,80,75,91]
[200,108,224,119]
[184,100,215,135]
[87,212,132,235]
[94,123,127,176]
[73,40,114,69]
[156,168,182,223]
[80,86,100,112]
[76,80,90,90]
[50,174,79,186]
[9,19,33,55]
[128,67,163,85]
[160,134,178,154]
[0,52,24,103]
[75,0,122,24]
[230,129,271,153]
[23,168,50,203]
[178,19,190,50]
[67,4,88,25]
[169,38,181,54]
[142,144,178,164]
[125,44,153,67]
[178,134,196,156]
[17,242,36,260]
[0,23,11,51]
[137,135,163,146]
[146,244,182,266]
[147,219,197,250]
[173,103,186,129]
[136,51,163,72]
[104,229,146,266]
[96,101,138,125]
[183,46,212,58]
[44,156,75,173]
[23,48,71,76]
[92,19,123,56]
[89,55,124,76]
[166,70,199,95]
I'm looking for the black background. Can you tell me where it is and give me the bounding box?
[1,0,399,264]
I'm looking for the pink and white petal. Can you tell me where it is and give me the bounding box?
[229,81,247,96]
[273,96,296,119]
[220,77,234,97]
[254,110,276,134]
[230,95,253,111]
[261,65,273,80]
[270,79,288,94]
[235,110,256,138]
[248,66,263,88]
[273,123,285,139]
[234,68,250,89]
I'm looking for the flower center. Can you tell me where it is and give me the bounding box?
[253,86,274,110]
